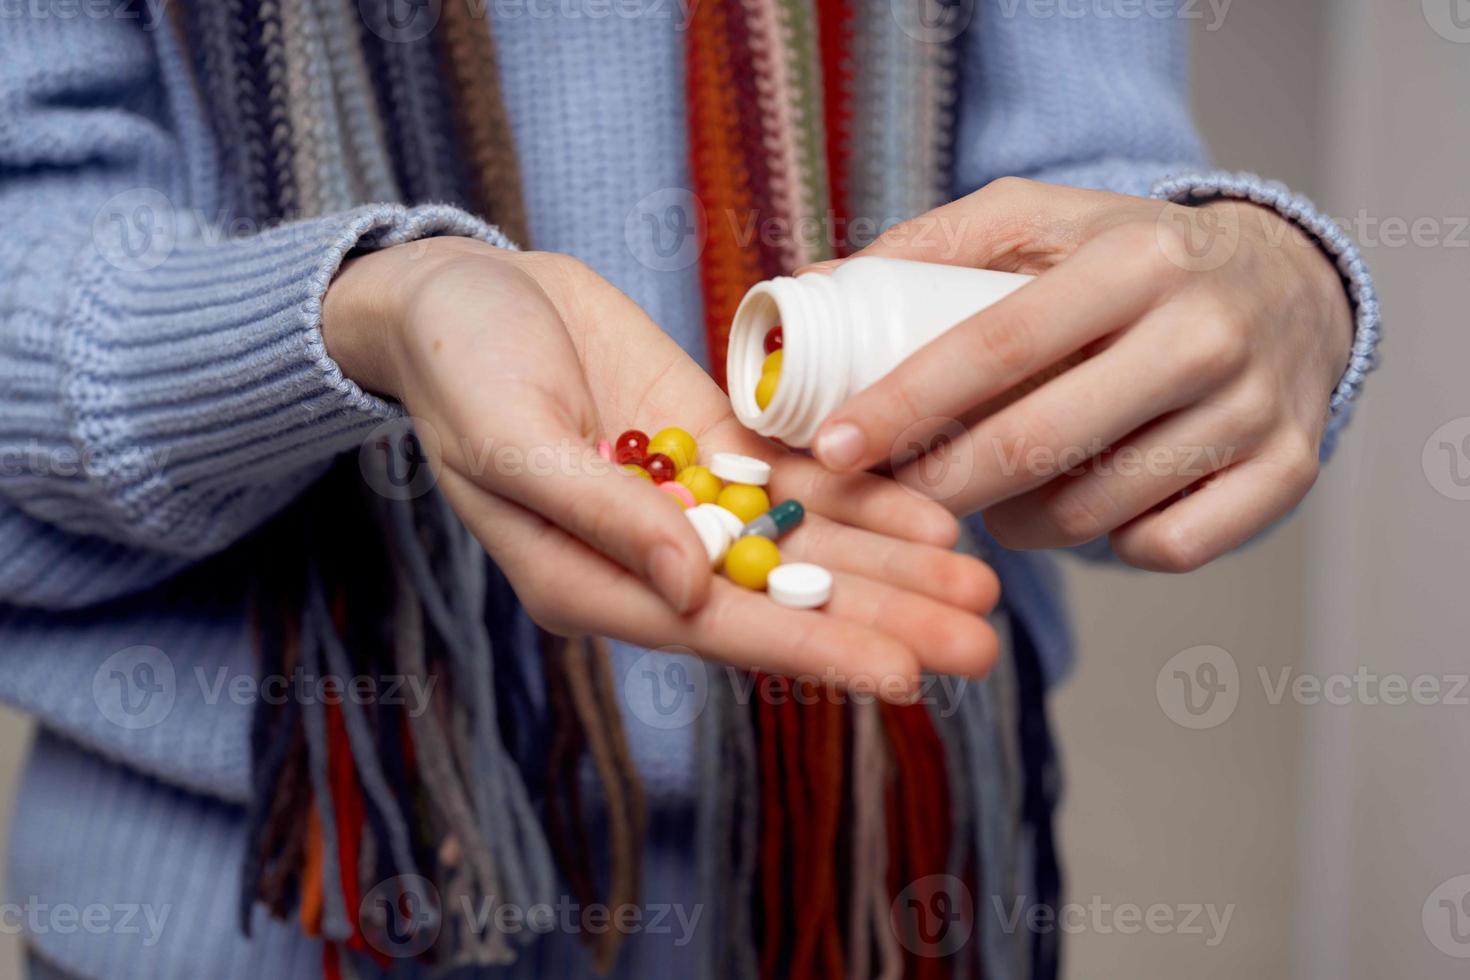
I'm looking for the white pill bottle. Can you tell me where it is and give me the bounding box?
[727,257,1034,447]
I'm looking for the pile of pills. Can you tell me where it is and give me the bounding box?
[595,421,831,609]
[754,325,783,410]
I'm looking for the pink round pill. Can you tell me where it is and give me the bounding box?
[659,481,696,509]
[596,439,614,462]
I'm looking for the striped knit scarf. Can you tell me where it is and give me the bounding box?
[166,2,1027,978]
[687,6,971,980]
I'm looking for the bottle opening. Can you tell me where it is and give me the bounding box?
[727,284,784,432]
[728,271,850,447]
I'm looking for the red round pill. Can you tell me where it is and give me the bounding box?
[614,429,649,465]
[643,452,677,484]
[763,325,783,354]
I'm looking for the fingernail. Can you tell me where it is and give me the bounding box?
[814,422,865,470]
[648,543,692,613]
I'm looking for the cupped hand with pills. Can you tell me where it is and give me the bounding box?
[324,239,1000,696]
[807,178,1355,572]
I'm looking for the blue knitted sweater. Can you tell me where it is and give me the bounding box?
[0,4,1377,978]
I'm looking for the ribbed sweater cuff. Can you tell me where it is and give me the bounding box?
[61,202,511,551]
[1151,171,1381,459]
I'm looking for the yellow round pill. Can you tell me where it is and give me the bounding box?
[648,427,698,471]
[676,464,724,505]
[717,483,771,524]
[724,536,781,590]
[755,371,780,410]
[623,463,653,481]
[761,349,784,376]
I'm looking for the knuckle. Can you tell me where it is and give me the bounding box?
[1278,437,1321,491]
[1177,307,1251,386]
[519,580,574,635]
[1147,522,1209,574]
[981,175,1036,200]
[1041,487,1111,545]
[519,251,597,298]
[540,251,593,279]
[565,485,625,550]
[994,408,1065,467]
[1147,212,1190,256]
[874,215,930,251]
[968,307,1039,376]
[1222,380,1281,443]
[1119,219,1184,275]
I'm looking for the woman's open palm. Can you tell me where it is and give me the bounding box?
[331,240,1000,694]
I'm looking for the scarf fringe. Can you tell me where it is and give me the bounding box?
[175,0,1041,974]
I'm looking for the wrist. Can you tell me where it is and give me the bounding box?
[322,235,502,400]
[1204,200,1355,371]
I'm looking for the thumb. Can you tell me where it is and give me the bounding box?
[479,419,713,615]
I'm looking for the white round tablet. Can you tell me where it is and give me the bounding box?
[710,452,772,487]
[696,503,746,541]
[684,506,732,567]
[767,563,833,609]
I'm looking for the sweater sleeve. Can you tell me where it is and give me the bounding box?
[0,9,503,609]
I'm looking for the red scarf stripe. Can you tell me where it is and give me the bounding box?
[815,0,858,255]
[689,6,963,979]
[688,2,775,388]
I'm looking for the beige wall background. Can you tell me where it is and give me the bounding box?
[0,3,1462,979]
[0,707,24,977]
[1058,1,1470,978]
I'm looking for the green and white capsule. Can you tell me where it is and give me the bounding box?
[740,499,804,540]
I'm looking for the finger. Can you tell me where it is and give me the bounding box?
[681,578,925,697]
[817,570,1000,678]
[894,300,1245,514]
[442,471,924,697]
[792,258,842,276]
[701,417,961,548]
[1107,439,1320,573]
[769,455,962,548]
[463,408,713,615]
[811,226,1170,474]
[984,395,1266,551]
[781,513,999,614]
[851,177,1110,268]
